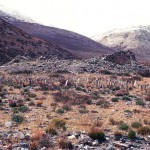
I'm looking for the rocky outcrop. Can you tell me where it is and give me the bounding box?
[105,50,136,65]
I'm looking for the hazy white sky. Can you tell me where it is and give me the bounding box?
[0,0,150,37]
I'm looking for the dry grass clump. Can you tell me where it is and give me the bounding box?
[53,90,92,105]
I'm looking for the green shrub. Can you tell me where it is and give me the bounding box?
[56,108,65,114]
[128,130,136,139]
[136,100,145,106]
[11,114,24,123]
[88,128,105,141]
[131,122,142,128]
[119,123,129,131]
[122,96,131,101]
[111,97,119,102]
[79,108,89,114]
[18,106,29,112]
[124,110,132,113]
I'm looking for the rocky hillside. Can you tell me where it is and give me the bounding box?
[92,26,150,63]
[0,5,114,59]
[0,18,74,64]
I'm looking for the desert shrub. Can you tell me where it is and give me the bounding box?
[143,119,150,125]
[31,130,44,140]
[39,137,51,148]
[76,87,86,92]
[124,109,132,113]
[43,91,49,95]
[62,104,72,111]
[131,122,142,128]
[112,87,120,91]
[111,97,119,102]
[46,124,57,135]
[128,130,136,139]
[109,118,119,125]
[138,126,150,135]
[9,100,17,107]
[53,90,92,105]
[145,96,150,101]
[100,70,112,75]
[35,100,43,107]
[56,108,65,114]
[56,70,70,74]
[29,93,37,98]
[133,109,140,113]
[52,118,66,129]
[28,101,35,106]
[132,75,142,81]
[138,69,150,77]
[94,121,103,127]
[30,141,38,150]
[18,106,29,112]
[114,131,123,138]
[92,92,100,100]
[96,100,110,108]
[122,96,131,101]
[59,138,73,149]
[79,108,89,114]
[11,114,24,123]
[88,128,105,141]
[10,70,33,74]
[115,90,128,96]
[119,123,129,131]
[17,100,24,107]
[136,100,145,106]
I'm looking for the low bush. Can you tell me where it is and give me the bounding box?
[136,100,145,106]
[88,128,105,141]
[111,97,119,102]
[145,96,150,101]
[11,114,24,123]
[46,124,57,135]
[122,96,131,101]
[119,123,129,131]
[59,138,73,149]
[138,126,150,135]
[56,108,65,114]
[128,130,136,139]
[79,108,89,114]
[131,122,142,128]
[62,104,72,111]
[115,90,128,96]
[52,118,66,129]
[143,119,150,125]
[114,131,123,138]
[53,90,92,105]
[96,100,110,108]
[109,118,119,125]
[18,106,29,112]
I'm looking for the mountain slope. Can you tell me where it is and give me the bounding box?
[92,26,150,63]
[0,5,114,58]
[0,18,74,64]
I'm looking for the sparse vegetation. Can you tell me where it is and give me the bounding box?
[88,128,105,141]
[138,126,150,135]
